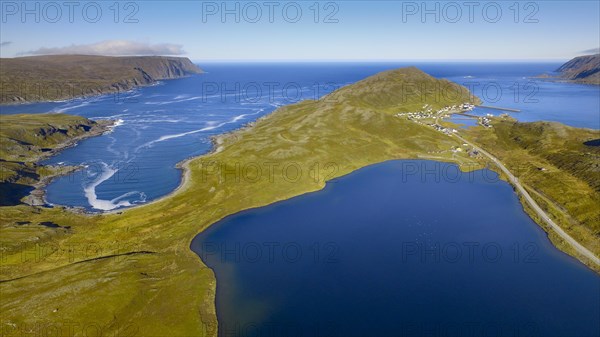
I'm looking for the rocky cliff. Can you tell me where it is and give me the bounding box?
[556,54,600,85]
[0,55,203,103]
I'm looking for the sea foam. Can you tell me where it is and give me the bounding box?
[83,162,145,211]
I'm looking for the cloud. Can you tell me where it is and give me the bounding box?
[23,40,186,56]
[0,41,12,47]
[580,47,600,54]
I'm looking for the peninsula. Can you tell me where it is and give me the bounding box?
[0,55,202,103]
[0,67,598,337]
[0,114,114,206]
[541,53,600,85]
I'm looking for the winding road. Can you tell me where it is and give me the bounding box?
[454,134,600,266]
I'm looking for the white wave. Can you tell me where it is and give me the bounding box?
[104,119,125,134]
[169,96,203,103]
[111,191,146,204]
[135,109,265,151]
[134,118,185,123]
[232,114,246,122]
[143,96,203,106]
[52,101,90,113]
[155,125,219,142]
[106,137,121,156]
[83,162,145,211]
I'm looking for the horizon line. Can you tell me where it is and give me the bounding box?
[191,58,570,63]
[1,54,574,63]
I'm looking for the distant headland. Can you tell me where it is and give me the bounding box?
[0,55,203,104]
[539,54,600,85]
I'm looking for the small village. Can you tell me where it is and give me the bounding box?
[396,102,484,135]
[396,103,476,122]
[395,103,488,159]
[431,123,458,135]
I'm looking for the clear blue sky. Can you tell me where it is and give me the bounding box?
[1,1,598,61]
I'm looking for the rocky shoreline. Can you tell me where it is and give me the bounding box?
[20,119,117,207]
[536,54,600,85]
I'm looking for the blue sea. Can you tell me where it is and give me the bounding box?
[1,62,598,210]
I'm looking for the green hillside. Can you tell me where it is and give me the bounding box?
[0,113,112,205]
[0,55,202,103]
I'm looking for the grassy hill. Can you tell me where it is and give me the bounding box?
[0,55,202,103]
[326,66,477,112]
[0,67,597,336]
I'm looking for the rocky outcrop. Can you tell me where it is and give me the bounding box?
[126,57,201,80]
[0,113,114,206]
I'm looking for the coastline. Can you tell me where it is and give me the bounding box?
[102,129,230,215]
[190,158,600,334]
[20,118,117,207]
[0,76,188,107]
[17,94,254,215]
[0,55,203,105]
[95,91,600,271]
[455,133,600,267]
[184,116,600,334]
[533,74,600,86]
[20,79,600,273]
[2,66,599,336]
